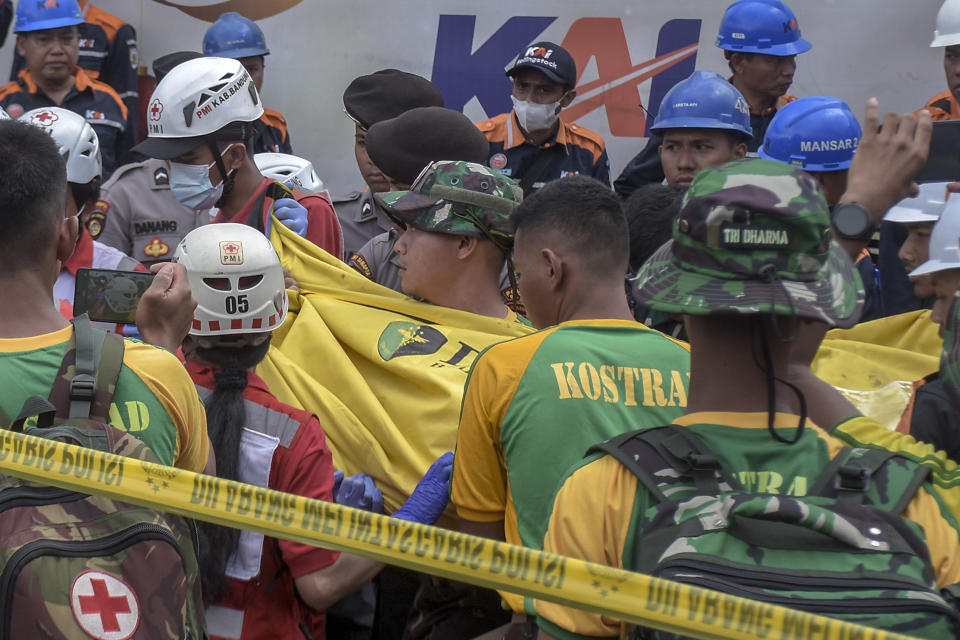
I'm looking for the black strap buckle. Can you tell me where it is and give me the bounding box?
[835,464,871,493]
[69,373,96,403]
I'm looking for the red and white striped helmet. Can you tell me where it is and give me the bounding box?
[174,223,288,336]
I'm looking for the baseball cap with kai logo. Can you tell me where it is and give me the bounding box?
[506,41,577,89]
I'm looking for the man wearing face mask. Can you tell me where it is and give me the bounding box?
[133,56,343,257]
[476,41,609,196]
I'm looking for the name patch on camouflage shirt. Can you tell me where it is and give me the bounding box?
[719,224,791,249]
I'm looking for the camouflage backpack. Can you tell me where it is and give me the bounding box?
[589,426,960,639]
[0,316,207,640]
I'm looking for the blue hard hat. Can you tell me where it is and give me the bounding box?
[202,12,269,59]
[715,0,812,56]
[650,71,753,139]
[14,0,84,34]
[758,96,861,172]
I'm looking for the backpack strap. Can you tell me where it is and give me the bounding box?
[587,426,741,503]
[810,447,930,513]
[246,181,296,233]
[48,315,125,421]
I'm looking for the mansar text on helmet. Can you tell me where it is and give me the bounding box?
[174,223,288,336]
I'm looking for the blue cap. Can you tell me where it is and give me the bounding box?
[715,0,812,56]
[15,0,84,34]
[759,96,861,172]
[650,71,753,139]
[202,12,269,59]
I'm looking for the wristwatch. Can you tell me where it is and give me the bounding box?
[831,202,875,242]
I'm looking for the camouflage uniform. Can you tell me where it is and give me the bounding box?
[535,159,960,640]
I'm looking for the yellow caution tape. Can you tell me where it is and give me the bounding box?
[0,428,913,640]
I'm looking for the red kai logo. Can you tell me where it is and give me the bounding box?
[70,570,140,640]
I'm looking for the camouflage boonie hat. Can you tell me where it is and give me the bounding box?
[633,158,863,327]
[374,160,523,249]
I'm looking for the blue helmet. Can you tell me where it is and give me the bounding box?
[758,96,861,172]
[14,0,83,34]
[650,71,753,139]
[715,0,812,56]
[202,12,269,59]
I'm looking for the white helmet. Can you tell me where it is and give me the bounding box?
[910,197,960,276]
[19,107,102,184]
[932,0,960,47]
[103,276,140,314]
[174,223,288,336]
[254,152,325,194]
[0,106,9,120]
[133,56,264,159]
[884,182,950,224]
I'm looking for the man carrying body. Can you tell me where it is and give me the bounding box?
[0,0,131,176]
[535,158,960,639]
[0,117,210,474]
[203,11,293,155]
[451,175,690,637]
[476,41,609,195]
[133,56,342,257]
[614,0,809,197]
[335,68,445,260]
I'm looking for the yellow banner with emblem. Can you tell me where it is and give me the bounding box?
[261,223,532,515]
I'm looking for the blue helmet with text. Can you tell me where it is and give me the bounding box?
[759,96,861,172]
[650,71,753,139]
[14,0,83,33]
[715,0,812,56]
[203,12,269,59]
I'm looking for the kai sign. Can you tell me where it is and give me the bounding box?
[431,16,702,137]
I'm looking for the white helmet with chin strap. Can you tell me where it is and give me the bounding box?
[132,56,264,160]
[254,152,325,194]
[174,223,288,336]
[19,107,102,184]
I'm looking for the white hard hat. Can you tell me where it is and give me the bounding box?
[174,223,288,336]
[19,107,102,184]
[884,182,950,224]
[254,152,325,194]
[932,0,960,47]
[133,56,264,159]
[910,197,960,276]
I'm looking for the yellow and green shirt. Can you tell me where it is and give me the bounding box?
[535,412,960,640]
[451,319,691,614]
[0,326,209,472]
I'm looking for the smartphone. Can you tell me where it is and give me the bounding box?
[916,120,960,182]
[74,268,155,325]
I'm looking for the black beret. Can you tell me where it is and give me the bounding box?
[152,51,203,82]
[343,69,445,130]
[365,107,490,186]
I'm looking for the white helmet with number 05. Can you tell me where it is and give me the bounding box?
[174,223,288,336]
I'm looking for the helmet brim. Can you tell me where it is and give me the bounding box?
[651,118,753,139]
[132,135,206,160]
[214,47,270,59]
[717,38,812,56]
[14,17,84,33]
[910,258,960,277]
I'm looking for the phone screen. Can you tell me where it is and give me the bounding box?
[916,120,960,183]
[73,268,155,325]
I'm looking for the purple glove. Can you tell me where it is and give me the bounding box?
[393,452,453,525]
[267,197,309,237]
[335,472,384,513]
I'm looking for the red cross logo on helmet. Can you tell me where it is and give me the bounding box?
[149,98,163,121]
[30,110,58,126]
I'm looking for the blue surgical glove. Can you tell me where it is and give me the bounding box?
[392,452,453,525]
[336,472,384,513]
[267,197,309,238]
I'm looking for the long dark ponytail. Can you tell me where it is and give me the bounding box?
[195,337,272,601]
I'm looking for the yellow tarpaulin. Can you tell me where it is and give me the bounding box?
[259,224,532,514]
[812,309,943,429]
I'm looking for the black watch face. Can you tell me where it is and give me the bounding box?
[834,204,871,239]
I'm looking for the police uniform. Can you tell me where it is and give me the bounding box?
[348,229,402,292]
[0,68,131,177]
[477,113,610,194]
[10,1,139,140]
[95,158,210,265]
[334,187,393,261]
[254,107,293,154]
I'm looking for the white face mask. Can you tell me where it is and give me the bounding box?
[511,95,562,133]
[169,144,234,210]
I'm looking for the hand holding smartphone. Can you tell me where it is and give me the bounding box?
[73,268,156,324]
